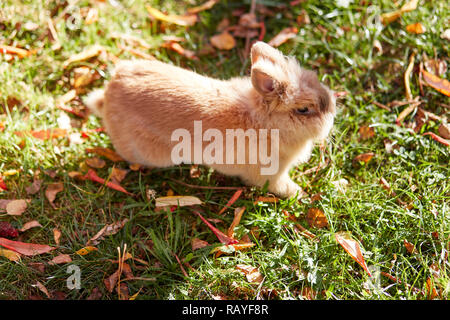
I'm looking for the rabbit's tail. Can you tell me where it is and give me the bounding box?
[85,89,105,117]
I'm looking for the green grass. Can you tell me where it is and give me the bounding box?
[0,0,449,300]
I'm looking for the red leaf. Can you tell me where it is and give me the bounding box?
[423,132,450,146]
[218,189,243,215]
[335,232,372,277]
[193,210,238,245]
[0,222,19,238]
[83,169,132,195]
[0,237,55,256]
[0,176,7,191]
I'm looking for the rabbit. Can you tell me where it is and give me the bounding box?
[85,41,336,198]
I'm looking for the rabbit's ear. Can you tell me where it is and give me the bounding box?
[251,68,275,95]
[250,42,288,97]
[251,41,285,65]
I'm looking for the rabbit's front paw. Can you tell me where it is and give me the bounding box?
[269,176,305,199]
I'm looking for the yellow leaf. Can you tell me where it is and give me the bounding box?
[210,31,236,50]
[406,22,425,34]
[76,246,98,255]
[146,5,197,26]
[0,247,21,262]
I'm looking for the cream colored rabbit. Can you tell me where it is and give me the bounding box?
[85,41,336,198]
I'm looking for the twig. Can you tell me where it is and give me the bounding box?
[404,53,415,101]
[373,101,391,111]
[168,177,244,190]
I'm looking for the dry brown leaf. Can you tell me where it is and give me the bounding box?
[438,123,450,140]
[104,270,119,293]
[146,5,197,26]
[227,207,246,238]
[26,179,42,195]
[162,41,198,60]
[268,27,298,47]
[406,22,425,34]
[335,231,372,277]
[424,59,447,77]
[14,129,67,140]
[35,281,51,299]
[155,196,202,207]
[6,199,29,216]
[353,152,375,165]
[87,219,129,245]
[19,220,42,232]
[85,157,106,169]
[49,254,72,265]
[45,182,64,208]
[189,165,201,179]
[253,196,279,204]
[85,147,124,162]
[62,45,103,68]
[53,228,61,246]
[236,264,263,284]
[191,238,210,251]
[0,45,30,58]
[210,242,255,258]
[421,69,450,97]
[380,0,419,25]
[187,0,219,14]
[306,208,328,229]
[358,126,375,140]
[111,167,128,184]
[404,239,417,254]
[218,189,243,215]
[72,66,98,88]
[210,31,236,50]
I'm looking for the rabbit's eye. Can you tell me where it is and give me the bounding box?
[295,107,309,115]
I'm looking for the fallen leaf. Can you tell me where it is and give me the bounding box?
[35,281,51,299]
[380,0,419,25]
[0,176,7,191]
[104,270,119,293]
[0,238,55,256]
[421,69,450,97]
[14,128,67,140]
[76,246,98,256]
[358,126,375,140]
[83,169,132,195]
[49,254,72,265]
[110,167,128,184]
[85,147,124,162]
[26,179,42,195]
[253,196,279,204]
[191,238,210,250]
[155,196,202,207]
[0,221,19,238]
[0,45,30,58]
[424,59,447,77]
[19,220,42,232]
[404,239,417,254]
[268,27,298,47]
[87,287,102,300]
[85,157,106,169]
[162,41,198,60]
[53,228,61,246]
[210,31,236,50]
[87,219,129,245]
[6,199,28,216]
[335,231,372,277]
[0,247,21,261]
[425,278,438,299]
[62,45,104,68]
[423,132,450,146]
[72,66,98,88]
[210,242,255,257]
[146,5,197,26]
[193,210,238,245]
[438,123,450,140]
[406,22,425,34]
[45,182,64,208]
[306,208,328,229]
[352,152,375,165]
[189,165,201,178]
[227,207,246,238]
[187,0,219,14]
[117,43,156,60]
[236,264,263,284]
[218,189,243,215]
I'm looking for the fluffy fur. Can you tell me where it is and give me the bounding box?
[85,41,336,198]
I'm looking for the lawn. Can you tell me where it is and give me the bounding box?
[0,0,448,300]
